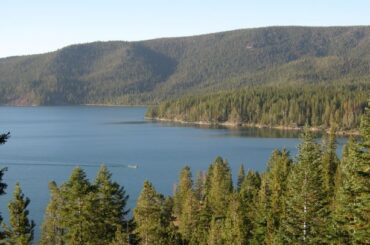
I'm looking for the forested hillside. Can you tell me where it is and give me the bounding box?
[1,26,370,105]
[1,102,369,244]
[146,84,370,131]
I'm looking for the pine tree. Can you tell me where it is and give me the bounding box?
[222,193,247,245]
[4,182,35,245]
[40,181,64,245]
[321,127,339,198]
[161,196,182,244]
[194,171,206,201]
[333,102,370,243]
[177,190,198,243]
[59,167,97,244]
[356,102,370,242]
[333,138,358,243]
[206,157,233,218]
[190,199,211,245]
[134,181,168,245]
[0,132,9,238]
[110,225,128,245]
[191,171,210,244]
[0,168,8,196]
[0,167,7,238]
[0,132,10,145]
[237,164,245,192]
[252,173,271,244]
[239,169,261,242]
[207,217,223,245]
[281,128,330,243]
[174,166,193,218]
[94,165,129,244]
[204,163,214,196]
[256,149,292,243]
[0,168,7,197]
[239,170,261,204]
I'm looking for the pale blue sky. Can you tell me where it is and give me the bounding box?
[1,0,370,58]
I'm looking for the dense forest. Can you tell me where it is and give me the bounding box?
[146,84,370,131]
[1,26,370,105]
[0,104,369,244]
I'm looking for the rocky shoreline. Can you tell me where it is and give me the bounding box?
[145,117,360,136]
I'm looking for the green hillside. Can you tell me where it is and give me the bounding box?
[1,26,370,105]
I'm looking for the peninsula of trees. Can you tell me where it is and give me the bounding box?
[0,26,370,105]
[146,84,370,132]
[0,102,369,244]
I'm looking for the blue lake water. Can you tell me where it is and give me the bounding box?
[0,106,347,240]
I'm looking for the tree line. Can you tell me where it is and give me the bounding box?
[147,84,370,132]
[0,103,369,244]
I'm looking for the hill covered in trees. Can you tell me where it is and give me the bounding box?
[0,102,369,244]
[1,26,370,105]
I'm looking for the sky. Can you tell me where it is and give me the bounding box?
[1,0,370,58]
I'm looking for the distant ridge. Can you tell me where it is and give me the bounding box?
[0,26,369,105]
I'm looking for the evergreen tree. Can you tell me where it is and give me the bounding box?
[0,132,9,237]
[174,166,193,218]
[239,170,261,204]
[207,217,223,245]
[0,132,10,145]
[333,143,348,200]
[281,128,330,243]
[321,127,339,198]
[94,165,129,244]
[356,103,370,242]
[178,191,195,242]
[59,167,97,244]
[134,181,168,245]
[237,164,245,192]
[41,166,130,244]
[333,138,358,243]
[40,181,64,245]
[0,132,10,201]
[0,168,6,197]
[0,167,7,239]
[206,157,233,218]
[194,171,206,201]
[4,182,35,245]
[254,149,292,243]
[333,102,370,243]
[222,193,247,245]
[161,196,182,244]
[239,170,261,242]
[252,173,272,244]
[189,199,211,245]
[204,164,214,197]
[110,225,128,245]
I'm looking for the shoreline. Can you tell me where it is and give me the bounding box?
[83,103,147,107]
[145,117,360,136]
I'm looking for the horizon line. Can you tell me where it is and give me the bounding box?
[1,24,369,59]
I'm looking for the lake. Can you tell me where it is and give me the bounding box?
[0,106,346,240]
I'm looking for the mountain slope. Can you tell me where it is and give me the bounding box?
[1,26,370,105]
